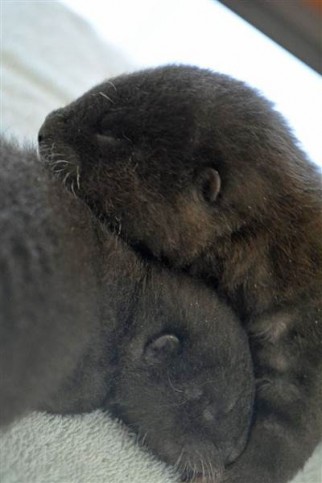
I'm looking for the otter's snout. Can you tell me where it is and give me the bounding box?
[38,109,82,195]
[38,108,68,146]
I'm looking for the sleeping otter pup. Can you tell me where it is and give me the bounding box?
[39,65,322,483]
[0,136,255,481]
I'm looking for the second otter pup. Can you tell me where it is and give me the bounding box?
[1,135,254,481]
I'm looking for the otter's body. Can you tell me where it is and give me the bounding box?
[0,136,254,480]
[39,65,322,483]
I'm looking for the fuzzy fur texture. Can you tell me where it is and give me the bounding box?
[39,65,322,483]
[0,136,255,480]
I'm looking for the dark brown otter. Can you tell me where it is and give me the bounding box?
[39,65,322,483]
[0,135,255,481]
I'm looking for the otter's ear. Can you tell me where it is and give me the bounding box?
[144,334,181,365]
[198,168,221,204]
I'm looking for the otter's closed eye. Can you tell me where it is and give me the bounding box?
[96,133,123,148]
[197,167,221,204]
[144,334,181,364]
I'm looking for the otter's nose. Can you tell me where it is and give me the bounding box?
[38,108,68,146]
[38,123,47,145]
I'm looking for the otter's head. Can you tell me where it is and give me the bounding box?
[39,65,315,267]
[110,269,254,481]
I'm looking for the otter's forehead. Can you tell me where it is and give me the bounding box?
[93,65,269,123]
[87,65,252,129]
[133,268,250,364]
[39,64,279,164]
[59,64,282,170]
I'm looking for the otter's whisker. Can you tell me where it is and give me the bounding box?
[114,217,122,236]
[106,80,117,92]
[193,460,198,481]
[52,168,68,175]
[199,457,205,482]
[167,372,183,394]
[211,459,218,483]
[99,91,114,104]
[63,172,71,185]
[52,159,75,166]
[203,459,210,483]
[196,450,207,482]
[175,447,185,471]
[207,457,214,483]
[70,181,77,198]
[180,460,189,481]
[140,431,148,446]
[76,166,81,190]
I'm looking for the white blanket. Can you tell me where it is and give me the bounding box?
[0,411,177,483]
[0,410,321,483]
[1,1,321,482]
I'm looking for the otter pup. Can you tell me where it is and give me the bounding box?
[39,65,322,483]
[0,136,255,481]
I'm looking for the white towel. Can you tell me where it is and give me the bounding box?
[0,410,321,483]
[0,410,178,483]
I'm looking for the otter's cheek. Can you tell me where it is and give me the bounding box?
[119,197,212,265]
[168,195,214,261]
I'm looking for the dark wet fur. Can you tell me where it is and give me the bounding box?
[0,136,255,480]
[39,65,322,482]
